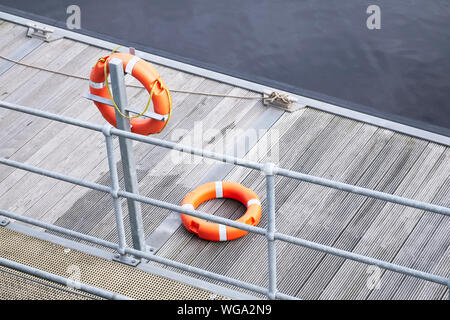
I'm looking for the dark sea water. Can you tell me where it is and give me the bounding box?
[1,0,449,136]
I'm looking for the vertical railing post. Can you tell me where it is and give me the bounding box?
[448,279,450,300]
[263,162,277,299]
[109,58,146,252]
[103,125,127,253]
[103,125,139,266]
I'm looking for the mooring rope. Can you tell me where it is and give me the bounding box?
[263,91,292,105]
[0,53,267,100]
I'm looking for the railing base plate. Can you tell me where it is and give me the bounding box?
[112,254,140,267]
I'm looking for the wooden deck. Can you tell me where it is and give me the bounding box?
[0,21,449,300]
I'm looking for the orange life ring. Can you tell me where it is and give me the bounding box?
[181,181,262,241]
[89,52,171,135]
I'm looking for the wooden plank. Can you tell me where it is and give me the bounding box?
[0,38,43,76]
[0,22,24,45]
[278,134,427,296]
[146,109,311,275]
[0,38,88,120]
[0,39,90,141]
[0,24,43,76]
[365,153,449,299]
[416,243,450,300]
[0,20,15,33]
[299,141,445,299]
[319,147,450,299]
[387,177,450,299]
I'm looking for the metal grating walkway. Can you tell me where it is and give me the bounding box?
[0,227,228,300]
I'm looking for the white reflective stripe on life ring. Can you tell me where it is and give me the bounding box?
[247,199,261,207]
[89,80,105,89]
[215,181,223,198]
[218,224,227,241]
[125,56,141,75]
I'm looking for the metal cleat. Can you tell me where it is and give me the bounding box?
[26,22,63,42]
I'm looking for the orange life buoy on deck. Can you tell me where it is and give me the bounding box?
[181,181,262,241]
[89,52,171,135]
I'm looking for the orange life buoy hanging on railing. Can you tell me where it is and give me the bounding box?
[181,181,262,241]
[89,52,172,135]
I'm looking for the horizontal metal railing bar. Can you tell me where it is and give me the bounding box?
[0,256,132,300]
[109,127,265,171]
[1,100,449,217]
[0,100,104,133]
[276,168,450,217]
[0,208,120,250]
[0,157,111,194]
[275,233,449,286]
[0,208,284,299]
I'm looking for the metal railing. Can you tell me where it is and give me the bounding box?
[1,99,449,300]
